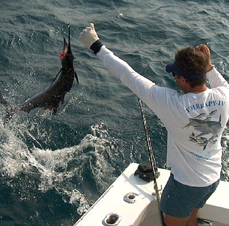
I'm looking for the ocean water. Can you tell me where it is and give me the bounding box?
[1,0,229,225]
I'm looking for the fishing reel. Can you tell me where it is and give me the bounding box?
[134,162,160,182]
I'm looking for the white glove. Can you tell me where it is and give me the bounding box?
[79,23,99,49]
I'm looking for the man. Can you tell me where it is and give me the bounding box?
[79,24,229,226]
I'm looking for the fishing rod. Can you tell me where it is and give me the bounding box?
[138,98,165,226]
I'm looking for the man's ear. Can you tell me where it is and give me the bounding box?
[181,76,186,83]
[182,76,192,89]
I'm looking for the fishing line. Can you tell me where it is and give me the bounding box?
[138,98,165,226]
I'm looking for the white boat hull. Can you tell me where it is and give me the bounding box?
[74,163,229,226]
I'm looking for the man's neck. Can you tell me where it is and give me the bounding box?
[185,84,207,94]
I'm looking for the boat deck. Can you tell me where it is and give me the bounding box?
[74,163,229,226]
[213,223,227,226]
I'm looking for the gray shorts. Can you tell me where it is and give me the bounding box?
[160,174,219,218]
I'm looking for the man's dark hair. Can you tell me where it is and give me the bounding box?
[175,47,207,87]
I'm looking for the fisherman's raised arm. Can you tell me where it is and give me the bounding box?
[79,23,152,85]
[79,24,140,82]
[79,23,175,112]
[196,44,229,88]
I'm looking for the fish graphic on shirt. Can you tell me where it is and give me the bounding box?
[183,110,221,150]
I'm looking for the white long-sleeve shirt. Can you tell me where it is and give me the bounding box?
[97,46,229,187]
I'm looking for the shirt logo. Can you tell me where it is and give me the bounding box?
[183,110,221,150]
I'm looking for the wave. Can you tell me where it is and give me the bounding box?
[0,121,116,216]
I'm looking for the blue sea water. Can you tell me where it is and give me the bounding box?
[1,0,229,225]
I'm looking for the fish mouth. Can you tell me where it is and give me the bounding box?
[66,24,72,54]
[64,38,72,54]
[59,24,73,59]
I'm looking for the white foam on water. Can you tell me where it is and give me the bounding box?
[0,120,115,215]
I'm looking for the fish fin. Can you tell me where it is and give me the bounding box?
[61,95,65,103]
[75,71,79,84]
[51,69,63,85]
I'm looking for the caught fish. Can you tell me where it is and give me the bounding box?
[1,24,78,123]
[19,24,79,114]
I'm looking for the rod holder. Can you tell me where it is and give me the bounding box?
[124,192,139,203]
[103,213,121,226]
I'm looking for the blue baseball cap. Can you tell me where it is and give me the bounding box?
[166,61,206,79]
